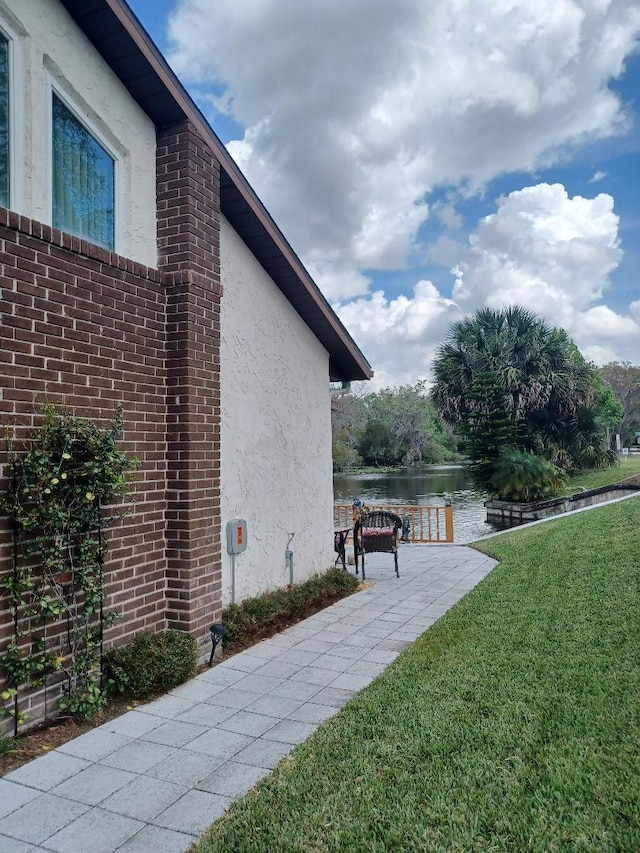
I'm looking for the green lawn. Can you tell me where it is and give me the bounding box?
[565,455,640,493]
[193,499,640,852]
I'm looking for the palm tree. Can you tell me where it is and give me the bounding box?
[431,305,616,489]
[431,306,571,428]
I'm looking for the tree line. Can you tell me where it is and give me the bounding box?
[598,362,640,448]
[331,381,460,470]
[332,306,638,500]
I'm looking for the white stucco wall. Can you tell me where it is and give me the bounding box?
[1,0,157,267]
[220,215,335,605]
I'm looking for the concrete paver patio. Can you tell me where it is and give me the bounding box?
[0,544,496,852]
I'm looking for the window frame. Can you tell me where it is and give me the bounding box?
[0,17,23,213]
[47,82,121,252]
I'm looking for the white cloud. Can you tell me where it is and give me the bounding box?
[343,184,639,386]
[166,2,640,384]
[452,184,640,369]
[452,183,623,322]
[580,305,639,338]
[169,0,640,291]
[433,197,464,231]
[589,170,607,182]
[306,260,371,302]
[335,282,459,390]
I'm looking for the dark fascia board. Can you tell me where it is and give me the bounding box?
[60,0,373,382]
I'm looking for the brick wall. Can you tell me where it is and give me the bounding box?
[0,210,168,723]
[0,120,225,726]
[157,121,223,639]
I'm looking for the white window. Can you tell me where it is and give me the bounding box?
[51,92,115,250]
[0,30,9,208]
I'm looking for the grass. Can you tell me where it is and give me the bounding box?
[192,498,640,852]
[565,455,640,494]
[0,733,17,757]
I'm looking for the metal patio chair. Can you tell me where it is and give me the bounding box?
[354,509,403,580]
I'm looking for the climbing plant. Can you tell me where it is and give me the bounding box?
[0,405,138,729]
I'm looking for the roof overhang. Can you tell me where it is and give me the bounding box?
[59,0,373,383]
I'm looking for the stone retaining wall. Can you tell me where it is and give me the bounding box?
[485,478,640,526]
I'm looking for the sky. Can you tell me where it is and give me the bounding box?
[130,0,639,390]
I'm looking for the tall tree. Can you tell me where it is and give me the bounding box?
[331,382,458,469]
[357,418,399,466]
[365,381,457,465]
[599,362,640,446]
[431,306,617,491]
[462,369,519,488]
[432,306,572,433]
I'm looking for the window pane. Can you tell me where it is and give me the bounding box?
[52,95,114,250]
[0,34,9,208]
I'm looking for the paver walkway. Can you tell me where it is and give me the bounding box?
[0,544,496,853]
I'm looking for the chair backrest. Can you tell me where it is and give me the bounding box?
[359,510,402,533]
[353,509,403,576]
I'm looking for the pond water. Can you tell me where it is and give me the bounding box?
[333,464,500,543]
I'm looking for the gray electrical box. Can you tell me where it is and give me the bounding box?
[226,519,248,555]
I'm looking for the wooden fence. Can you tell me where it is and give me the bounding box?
[333,503,454,543]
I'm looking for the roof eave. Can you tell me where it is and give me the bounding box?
[60,0,373,383]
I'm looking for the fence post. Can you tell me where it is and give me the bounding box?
[444,502,454,542]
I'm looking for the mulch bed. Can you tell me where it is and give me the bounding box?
[1,582,370,777]
[0,696,137,776]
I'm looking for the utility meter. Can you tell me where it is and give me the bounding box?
[226,519,248,555]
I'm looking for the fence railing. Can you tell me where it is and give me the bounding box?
[333,503,454,543]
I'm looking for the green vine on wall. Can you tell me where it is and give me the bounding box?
[0,405,139,727]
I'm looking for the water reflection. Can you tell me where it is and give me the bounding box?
[333,464,500,543]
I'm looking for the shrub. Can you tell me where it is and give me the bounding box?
[489,446,567,502]
[104,629,198,698]
[1,405,139,727]
[0,733,17,757]
[222,568,359,650]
